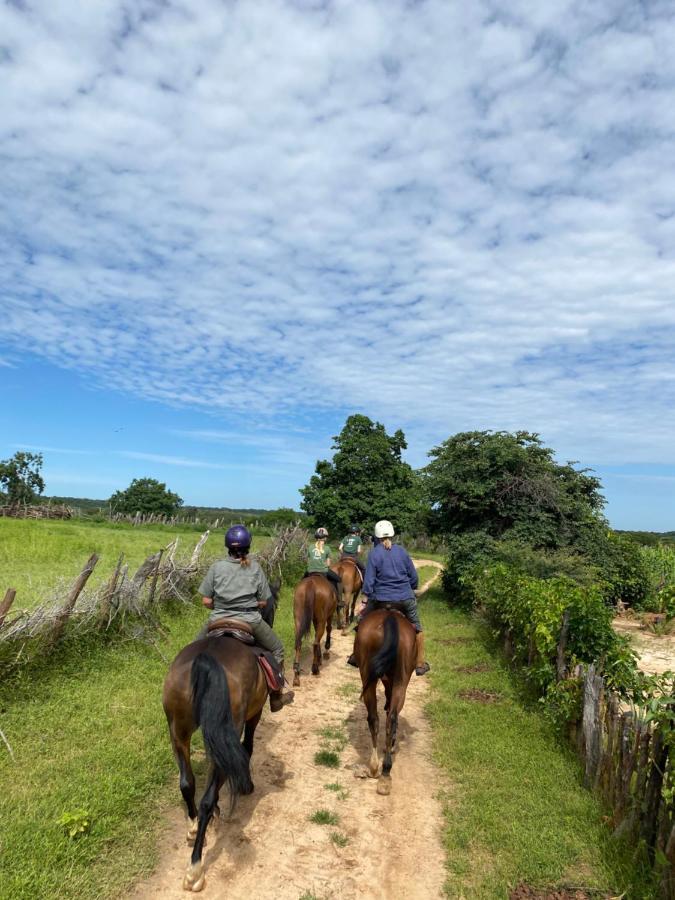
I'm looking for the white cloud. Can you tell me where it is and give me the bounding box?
[1,0,675,466]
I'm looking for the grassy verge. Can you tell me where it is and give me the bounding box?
[0,580,294,900]
[0,518,226,609]
[0,601,205,899]
[422,584,657,899]
[0,521,281,900]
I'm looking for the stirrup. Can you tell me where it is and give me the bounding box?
[346,654,358,668]
[270,690,294,712]
[415,662,431,676]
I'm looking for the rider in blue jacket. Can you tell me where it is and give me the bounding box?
[348,520,430,676]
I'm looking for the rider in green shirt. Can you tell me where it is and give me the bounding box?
[305,527,343,604]
[339,524,365,577]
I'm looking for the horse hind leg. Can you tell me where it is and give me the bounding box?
[293,631,302,687]
[362,682,380,777]
[312,619,326,675]
[183,768,223,892]
[378,697,401,796]
[323,612,333,659]
[169,720,199,841]
[341,591,353,635]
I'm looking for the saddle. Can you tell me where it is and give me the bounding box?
[206,617,283,691]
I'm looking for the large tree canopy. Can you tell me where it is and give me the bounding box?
[109,478,183,516]
[300,414,421,536]
[0,451,45,506]
[422,430,606,552]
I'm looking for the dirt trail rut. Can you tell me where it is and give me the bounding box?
[130,562,446,900]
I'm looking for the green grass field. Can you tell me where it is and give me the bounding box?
[421,583,656,898]
[0,518,227,610]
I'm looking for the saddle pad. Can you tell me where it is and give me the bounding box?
[250,646,283,691]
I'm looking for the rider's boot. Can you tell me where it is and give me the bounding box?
[415,632,431,676]
[269,666,295,712]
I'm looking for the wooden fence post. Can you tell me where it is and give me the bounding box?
[98,554,124,626]
[0,589,17,628]
[556,608,570,681]
[48,554,99,645]
[147,550,164,605]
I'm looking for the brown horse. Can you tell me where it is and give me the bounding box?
[292,574,337,686]
[354,607,416,795]
[332,557,363,631]
[162,635,269,892]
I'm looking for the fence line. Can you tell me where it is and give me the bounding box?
[575,664,675,896]
[0,531,211,671]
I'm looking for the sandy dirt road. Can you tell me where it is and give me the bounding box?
[129,562,447,900]
[613,616,675,676]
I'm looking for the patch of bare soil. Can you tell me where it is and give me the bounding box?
[412,559,443,596]
[509,886,596,900]
[128,567,447,900]
[613,616,675,676]
[457,688,502,704]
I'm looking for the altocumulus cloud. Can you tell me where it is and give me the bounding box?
[2,0,675,463]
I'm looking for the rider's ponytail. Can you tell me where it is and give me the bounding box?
[228,547,251,568]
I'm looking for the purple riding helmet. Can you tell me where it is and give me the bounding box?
[225,524,252,551]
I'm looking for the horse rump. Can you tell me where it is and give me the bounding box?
[191,651,253,804]
[363,613,400,691]
[294,577,315,648]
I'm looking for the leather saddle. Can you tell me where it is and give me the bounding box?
[206,617,282,691]
[207,617,255,644]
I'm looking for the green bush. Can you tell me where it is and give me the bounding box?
[472,563,638,695]
[591,532,651,607]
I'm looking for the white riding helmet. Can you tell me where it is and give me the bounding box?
[374,520,395,538]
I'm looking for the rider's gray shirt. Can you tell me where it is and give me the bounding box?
[198,556,272,624]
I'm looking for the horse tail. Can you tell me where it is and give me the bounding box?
[191,651,253,805]
[295,579,315,649]
[364,613,399,690]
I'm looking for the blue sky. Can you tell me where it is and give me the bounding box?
[1,0,675,529]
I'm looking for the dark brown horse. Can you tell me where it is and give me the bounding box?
[354,607,416,795]
[162,635,269,891]
[332,557,363,632]
[292,574,337,686]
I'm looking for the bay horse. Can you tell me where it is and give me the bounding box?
[162,634,269,892]
[333,557,363,632]
[354,607,416,795]
[292,574,337,686]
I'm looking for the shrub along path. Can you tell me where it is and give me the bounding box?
[423,583,656,899]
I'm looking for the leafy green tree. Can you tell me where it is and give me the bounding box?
[300,414,421,536]
[0,451,45,505]
[109,478,183,516]
[422,430,606,550]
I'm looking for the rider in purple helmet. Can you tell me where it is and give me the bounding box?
[197,524,294,712]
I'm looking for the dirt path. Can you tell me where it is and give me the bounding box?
[129,562,446,900]
[613,616,675,676]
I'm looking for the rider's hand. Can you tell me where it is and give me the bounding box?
[202,596,214,609]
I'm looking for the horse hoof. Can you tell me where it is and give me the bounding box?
[377,776,392,796]
[311,666,320,676]
[293,674,300,687]
[186,817,198,844]
[323,650,330,659]
[183,861,205,892]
